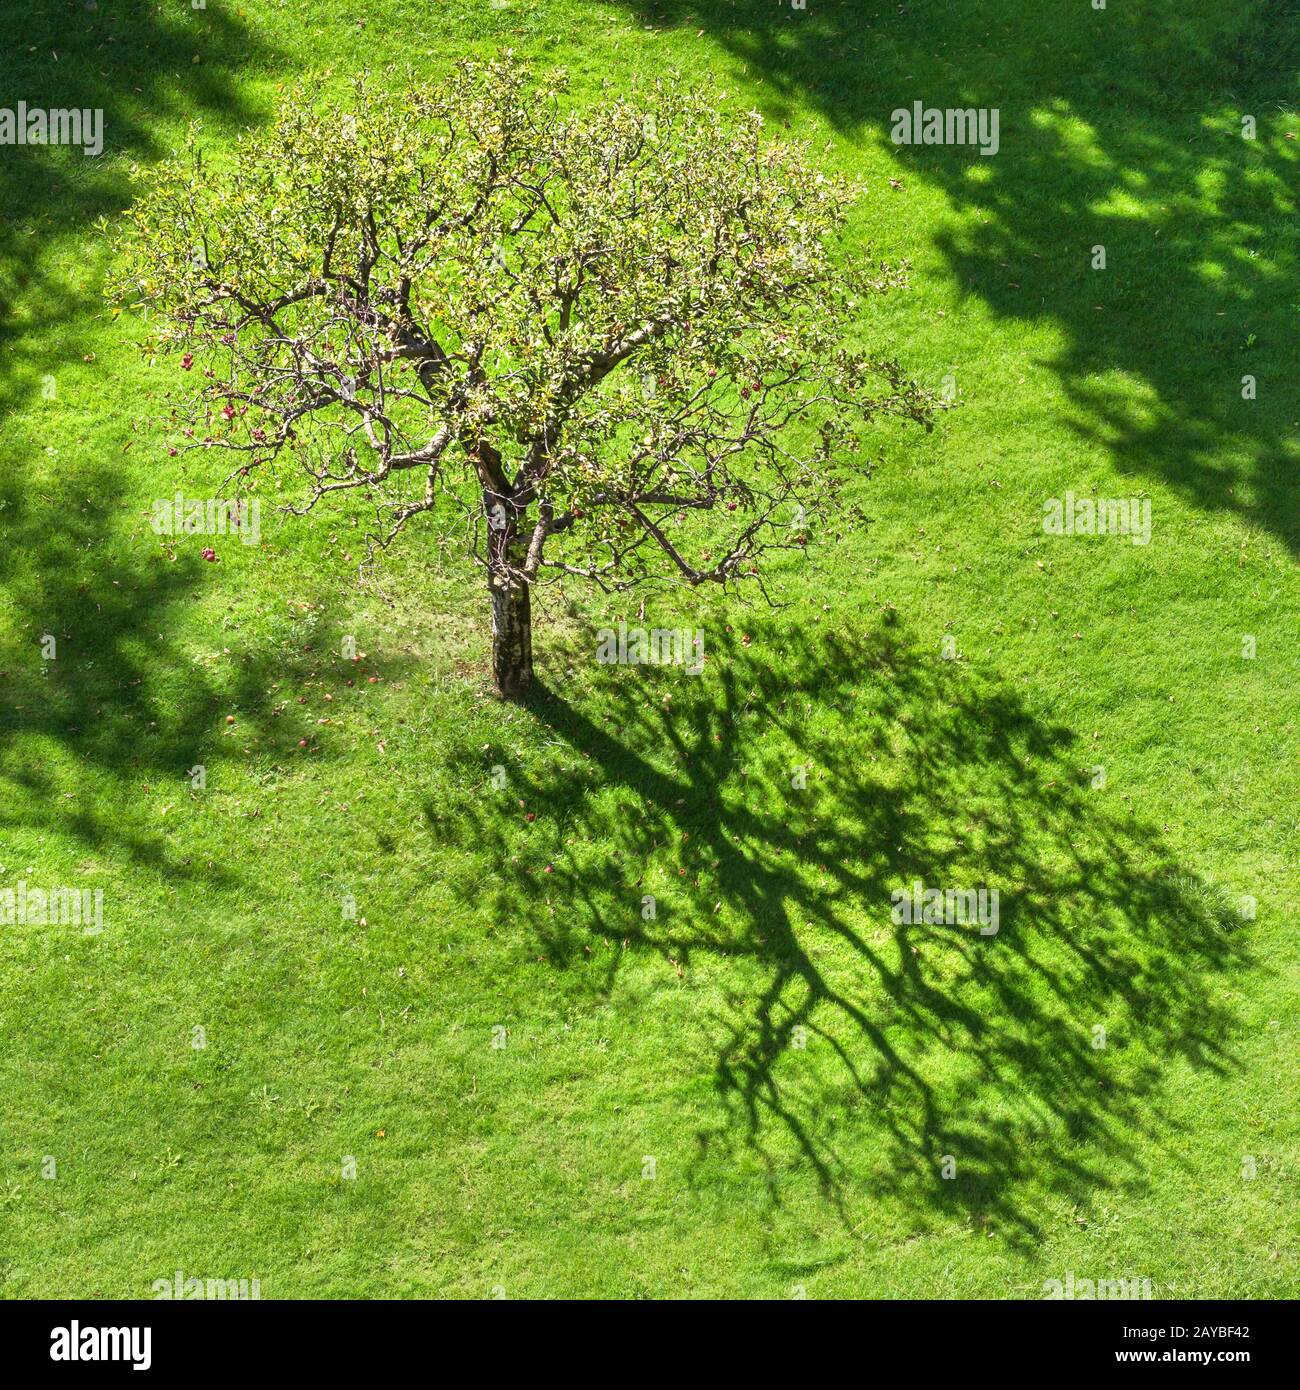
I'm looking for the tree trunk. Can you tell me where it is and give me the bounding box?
[490,573,533,698]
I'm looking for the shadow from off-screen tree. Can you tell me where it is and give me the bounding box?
[0,0,268,420]
[426,619,1249,1243]
[606,0,1300,555]
[0,452,409,888]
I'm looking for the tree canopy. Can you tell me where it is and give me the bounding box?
[110,59,935,693]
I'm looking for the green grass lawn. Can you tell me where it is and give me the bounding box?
[1,0,1297,1298]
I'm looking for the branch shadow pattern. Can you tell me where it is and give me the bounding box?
[609,0,1300,553]
[429,621,1248,1242]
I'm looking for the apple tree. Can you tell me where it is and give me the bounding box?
[110,60,934,696]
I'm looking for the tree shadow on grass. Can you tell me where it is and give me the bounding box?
[0,8,398,886]
[609,0,1300,554]
[0,454,408,889]
[428,619,1249,1244]
[0,0,269,419]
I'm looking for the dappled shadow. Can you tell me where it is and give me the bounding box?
[0,0,269,419]
[608,0,1300,552]
[0,451,414,887]
[0,8,413,896]
[426,620,1249,1242]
